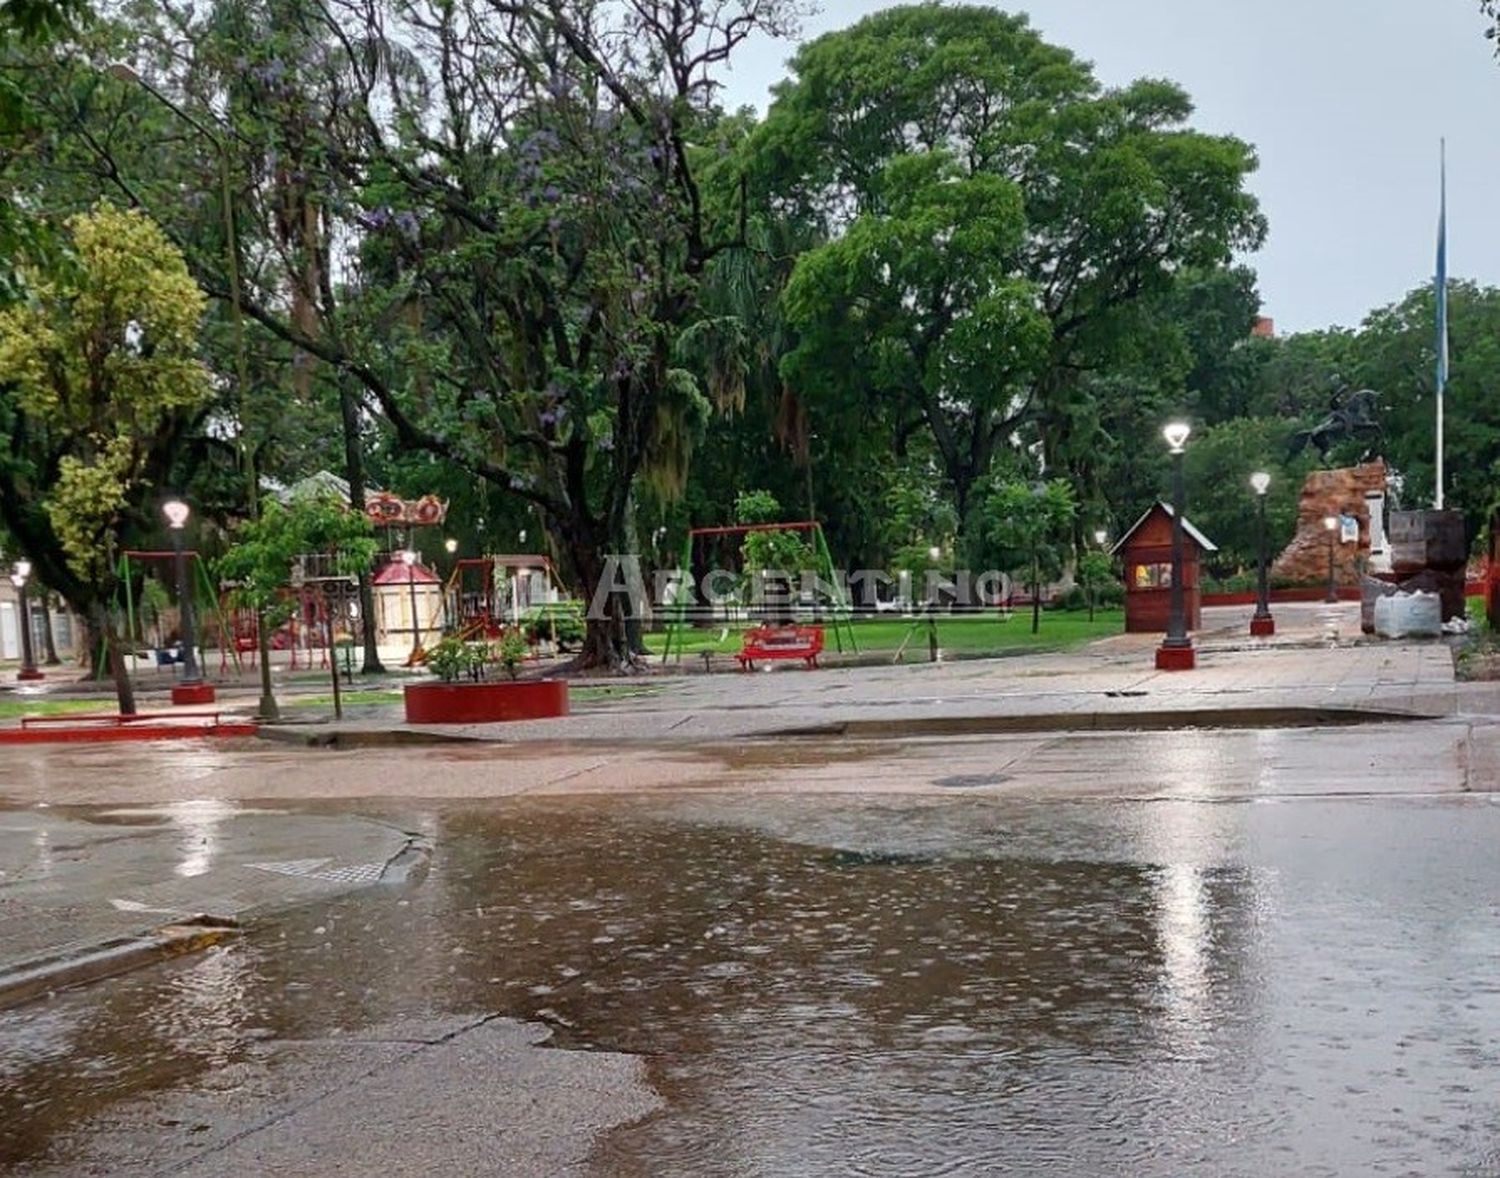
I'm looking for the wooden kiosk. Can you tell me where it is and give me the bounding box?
[1112,503,1217,634]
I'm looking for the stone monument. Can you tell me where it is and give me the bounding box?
[1270,460,1389,587]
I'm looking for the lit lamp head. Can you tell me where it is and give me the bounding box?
[1251,471,1271,497]
[1323,515,1339,533]
[444,538,458,554]
[519,529,528,546]
[400,549,417,567]
[1093,529,1108,547]
[162,498,190,530]
[8,560,28,589]
[1162,422,1191,454]
[928,545,943,562]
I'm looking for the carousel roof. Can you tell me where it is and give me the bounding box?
[372,561,441,586]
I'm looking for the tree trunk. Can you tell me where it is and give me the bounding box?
[622,492,648,657]
[39,594,61,665]
[570,538,631,672]
[356,573,381,673]
[1031,554,1041,635]
[338,375,384,674]
[255,609,280,721]
[80,608,106,680]
[92,601,136,716]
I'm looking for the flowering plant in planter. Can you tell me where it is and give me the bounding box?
[493,630,530,679]
[426,636,490,683]
[405,632,566,725]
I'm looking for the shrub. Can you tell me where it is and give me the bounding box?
[524,602,584,648]
[426,636,489,683]
[493,630,530,680]
[1056,582,1125,612]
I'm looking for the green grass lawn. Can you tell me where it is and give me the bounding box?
[644,609,1124,659]
[0,697,114,721]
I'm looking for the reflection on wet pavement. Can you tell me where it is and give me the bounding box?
[5,792,1500,1175]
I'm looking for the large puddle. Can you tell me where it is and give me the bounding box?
[4,792,1500,1174]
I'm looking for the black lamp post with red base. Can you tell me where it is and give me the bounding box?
[9,560,44,682]
[1250,471,1276,637]
[1155,422,1196,672]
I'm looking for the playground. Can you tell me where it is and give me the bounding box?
[647,609,1125,662]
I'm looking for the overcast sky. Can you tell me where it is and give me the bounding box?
[717,0,1500,335]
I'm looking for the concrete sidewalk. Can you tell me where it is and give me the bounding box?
[269,603,1459,748]
[0,805,419,1003]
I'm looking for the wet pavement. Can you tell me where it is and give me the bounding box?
[0,805,417,982]
[4,771,1500,1174]
[282,620,1461,746]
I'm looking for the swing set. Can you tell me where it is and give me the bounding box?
[661,520,857,662]
[109,549,241,676]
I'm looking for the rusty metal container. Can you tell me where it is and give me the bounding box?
[1395,567,1467,622]
[1389,510,1468,573]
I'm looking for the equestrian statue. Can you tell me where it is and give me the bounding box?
[1288,385,1382,464]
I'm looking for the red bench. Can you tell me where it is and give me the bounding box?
[737,625,825,670]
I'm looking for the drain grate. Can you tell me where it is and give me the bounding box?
[248,859,386,885]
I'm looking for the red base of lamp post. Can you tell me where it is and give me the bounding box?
[16,668,45,682]
[171,682,217,706]
[1155,643,1196,672]
[1249,615,1276,637]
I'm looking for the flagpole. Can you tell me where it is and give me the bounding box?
[1435,138,1448,510]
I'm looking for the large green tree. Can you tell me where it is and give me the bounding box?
[965,477,1077,634]
[81,0,808,669]
[1349,281,1500,533]
[0,202,213,712]
[754,5,1264,522]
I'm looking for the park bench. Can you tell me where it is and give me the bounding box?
[736,624,824,671]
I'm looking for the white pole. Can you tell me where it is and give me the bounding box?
[1435,138,1448,510]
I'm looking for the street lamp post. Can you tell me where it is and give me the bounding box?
[1156,422,1196,671]
[927,545,942,662]
[1250,472,1275,637]
[163,499,214,704]
[401,550,423,657]
[443,538,458,633]
[1323,515,1340,604]
[9,560,43,681]
[1091,528,1108,623]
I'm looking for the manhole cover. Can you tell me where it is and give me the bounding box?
[933,772,1010,789]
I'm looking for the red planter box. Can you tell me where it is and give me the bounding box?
[403,679,569,725]
[171,682,217,706]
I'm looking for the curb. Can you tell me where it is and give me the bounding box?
[254,725,481,749]
[764,705,1442,740]
[0,918,240,1011]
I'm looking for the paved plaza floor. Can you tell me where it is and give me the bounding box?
[3,602,1498,1174]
